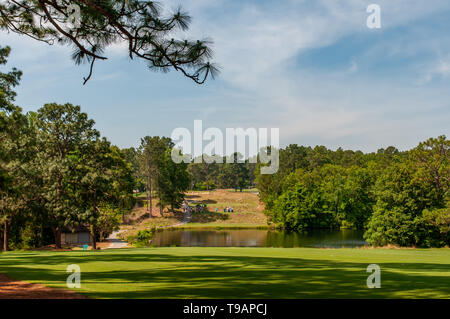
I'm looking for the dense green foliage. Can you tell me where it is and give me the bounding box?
[364,138,449,247]
[158,148,190,212]
[130,227,157,247]
[136,136,190,215]
[0,45,34,251]
[257,140,449,247]
[0,47,189,250]
[1,101,137,250]
[0,44,448,249]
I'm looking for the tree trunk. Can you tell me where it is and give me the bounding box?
[0,225,3,253]
[40,224,44,248]
[147,176,152,212]
[159,201,163,217]
[3,220,8,252]
[158,186,163,217]
[149,177,153,218]
[54,228,62,249]
[91,225,97,250]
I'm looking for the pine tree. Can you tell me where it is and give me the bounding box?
[0,1,218,84]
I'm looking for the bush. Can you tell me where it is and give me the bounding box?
[137,228,155,241]
[415,208,450,247]
[271,184,338,230]
[134,227,156,247]
[193,181,216,191]
[364,207,450,247]
[364,208,416,247]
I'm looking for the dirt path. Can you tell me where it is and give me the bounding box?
[105,230,128,249]
[0,274,87,299]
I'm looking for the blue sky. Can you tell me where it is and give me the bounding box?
[1,0,450,152]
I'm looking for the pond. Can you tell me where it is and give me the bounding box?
[150,229,367,248]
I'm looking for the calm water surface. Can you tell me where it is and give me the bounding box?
[151,229,366,248]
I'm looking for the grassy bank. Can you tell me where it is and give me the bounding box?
[1,247,449,299]
[184,189,267,225]
[120,189,268,239]
[165,223,270,230]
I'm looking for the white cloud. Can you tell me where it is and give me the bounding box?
[174,0,450,151]
[2,0,450,151]
[435,60,450,77]
[348,59,358,73]
[419,57,450,84]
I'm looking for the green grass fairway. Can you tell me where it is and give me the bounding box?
[1,248,449,299]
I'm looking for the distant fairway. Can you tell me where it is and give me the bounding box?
[1,247,449,299]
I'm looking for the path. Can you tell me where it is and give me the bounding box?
[106,211,192,249]
[105,230,128,249]
[161,209,191,227]
[183,208,192,223]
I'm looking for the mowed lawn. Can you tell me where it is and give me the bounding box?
[0,247,449,299]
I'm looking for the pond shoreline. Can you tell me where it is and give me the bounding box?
[148,228,367,248]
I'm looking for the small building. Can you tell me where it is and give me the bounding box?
[61,226,92,246]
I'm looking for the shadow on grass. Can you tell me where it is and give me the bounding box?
[195,199,218,204]
[0,250,449,299]
[185,195,200,199]
[190,212,229,223]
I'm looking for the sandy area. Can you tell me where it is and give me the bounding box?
[0,274,87,299]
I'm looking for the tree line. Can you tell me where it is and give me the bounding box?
[0,46,136,250]
[1,44,448,249]
[0,42,248,250]
[119,150,257,217]
[187,153,256,191]
[122,136,190,217]
[255,140,449,247]
[0,47,191,251]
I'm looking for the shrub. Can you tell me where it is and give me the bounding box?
[137,228,155,241]
[414,207,450,247]
[364,208,416,247]
[364,207,450,247]
[134,227,156,247]
[271,184,338,230]
[193,181,216,191]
